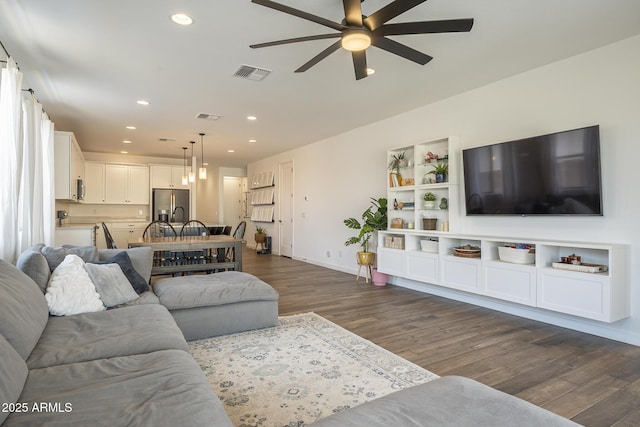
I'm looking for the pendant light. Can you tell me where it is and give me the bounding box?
[181,147,188,185]
[189,141,196,183]
[198,132,207,180]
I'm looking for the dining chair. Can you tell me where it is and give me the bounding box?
[101,222,117,249]
[180,220,210,265]
[225,221,246,263]
[222,225,232,235]
[143,221,177,268]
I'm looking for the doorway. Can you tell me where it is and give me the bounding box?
[223,177,243,234]
[279,161,293,257]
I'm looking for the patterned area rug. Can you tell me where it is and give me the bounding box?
[188,312,439,426]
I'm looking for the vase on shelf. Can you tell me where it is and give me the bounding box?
[424,200,436,209]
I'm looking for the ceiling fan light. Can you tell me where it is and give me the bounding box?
[341,29,371,52]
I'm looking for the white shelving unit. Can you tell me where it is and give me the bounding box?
[250,171,275,223]
[387,137,458,233]
[379,136,629,323]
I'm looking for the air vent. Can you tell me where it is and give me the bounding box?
[233,64,272,81]
[195,113,222,121]
[158,137,176,142]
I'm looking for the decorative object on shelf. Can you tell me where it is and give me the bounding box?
[384,236,404,249]
[439,221,449,232]
[453,244,481,258]
[428,161,448,183]
[425,151,439,163]
[422,174,435,184]
[423,192,437,209]
[498,244,535,264]
[422,218,437,230]
[344,198,388,273]
[402,202,414,210]
[390,218,403,229]
[393,198,399,210]
[407,220,414,229]
[388,152,406,186]
[420,239,439,253]
[401,177,415,186]
[439,197,448,210]
[552,261,608,273]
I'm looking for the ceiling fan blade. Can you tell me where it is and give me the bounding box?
[372,36,433,65]
[343,0,363,26]
[251,33,341,49]
[295,41,342,73]
[374,18,474,36]
[364,0,427,31]
[252,0,346,32]
[352,50,368,80]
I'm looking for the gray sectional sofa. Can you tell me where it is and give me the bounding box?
[0,246,237,427]
[1,244,580,427]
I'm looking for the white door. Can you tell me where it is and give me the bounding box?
[279,162,293,257]
[223,177,243,233]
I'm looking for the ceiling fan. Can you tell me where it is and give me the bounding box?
[250,0,474,80]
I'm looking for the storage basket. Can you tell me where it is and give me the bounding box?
[384,236,405,249]
[498,246,535,264]
[420,240,439,253]
[422,218,437,230]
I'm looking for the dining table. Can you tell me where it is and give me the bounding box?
[128,234,242,275]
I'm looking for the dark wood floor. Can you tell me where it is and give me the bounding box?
[241,249,640,427]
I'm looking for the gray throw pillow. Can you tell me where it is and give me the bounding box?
[84,263,139,307]
[41,246,99,271]
[98,247,153,284]
[91,251,150,294]
[16,248,51,293]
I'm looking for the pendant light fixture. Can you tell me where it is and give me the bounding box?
[189,141,196,183]
[198,133,207,180]
[181,147,188,185]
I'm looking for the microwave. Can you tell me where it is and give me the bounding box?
[76,179,85,201]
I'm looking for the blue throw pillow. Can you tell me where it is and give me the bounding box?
[91,251,150,294]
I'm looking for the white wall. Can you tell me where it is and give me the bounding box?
[248,35,640,345]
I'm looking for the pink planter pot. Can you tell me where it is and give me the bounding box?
[371,268,388,287]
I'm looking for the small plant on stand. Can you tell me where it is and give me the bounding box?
[423,192,437,209]
[255,226,267,253]
[428,162,448,183]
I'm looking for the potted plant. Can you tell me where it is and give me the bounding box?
[255,226,267,249]
[388,151,406,186]
[423,192,437,209]
[428,161,448,183]
[344,198,388,285]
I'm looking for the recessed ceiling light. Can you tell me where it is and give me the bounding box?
[227,150,235,153]
[247,115,257,121]
[249,139,257,143]
[120,151,128,154]
[366,68,376,75]
[137,100,150,105]
[171,13,193,26]
[126,126,136,130]
[122,140,132,144]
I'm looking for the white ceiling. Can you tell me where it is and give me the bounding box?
[2,0,640,168]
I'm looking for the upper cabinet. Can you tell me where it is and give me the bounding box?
[104,164,149,204]
[85,162,149,204]
[150,165,190,189]
[54,131,85,201]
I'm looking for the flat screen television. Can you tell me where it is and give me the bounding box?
[462,125,602,216]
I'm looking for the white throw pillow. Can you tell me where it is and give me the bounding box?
[45,254,106,316]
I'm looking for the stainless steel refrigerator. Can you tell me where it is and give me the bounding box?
[152,189,190,223]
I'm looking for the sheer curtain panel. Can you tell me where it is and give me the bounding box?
[0,58,54,263]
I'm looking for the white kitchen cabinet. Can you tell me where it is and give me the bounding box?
[104,164,149,204]
[150,164,190,189]
[84,162,106,203]
[55,225,96,246]
[54,131,85,201]
[111,222,147,249]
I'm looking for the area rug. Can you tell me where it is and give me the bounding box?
[188,312,439,426]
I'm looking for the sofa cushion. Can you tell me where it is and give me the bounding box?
[45,254,106,316]
[0,335,28,425]
[84,263,139,307]
[93,251,150,294]
[27,304,188,369]
[0,259,49,360]
[41,245,99,271]
[98,246,153,284]
[5,350,232,427]
[153,271,279,310]
[15,246,50,293]
[310,376,580,427]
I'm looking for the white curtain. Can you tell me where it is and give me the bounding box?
[0,58,55,263]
